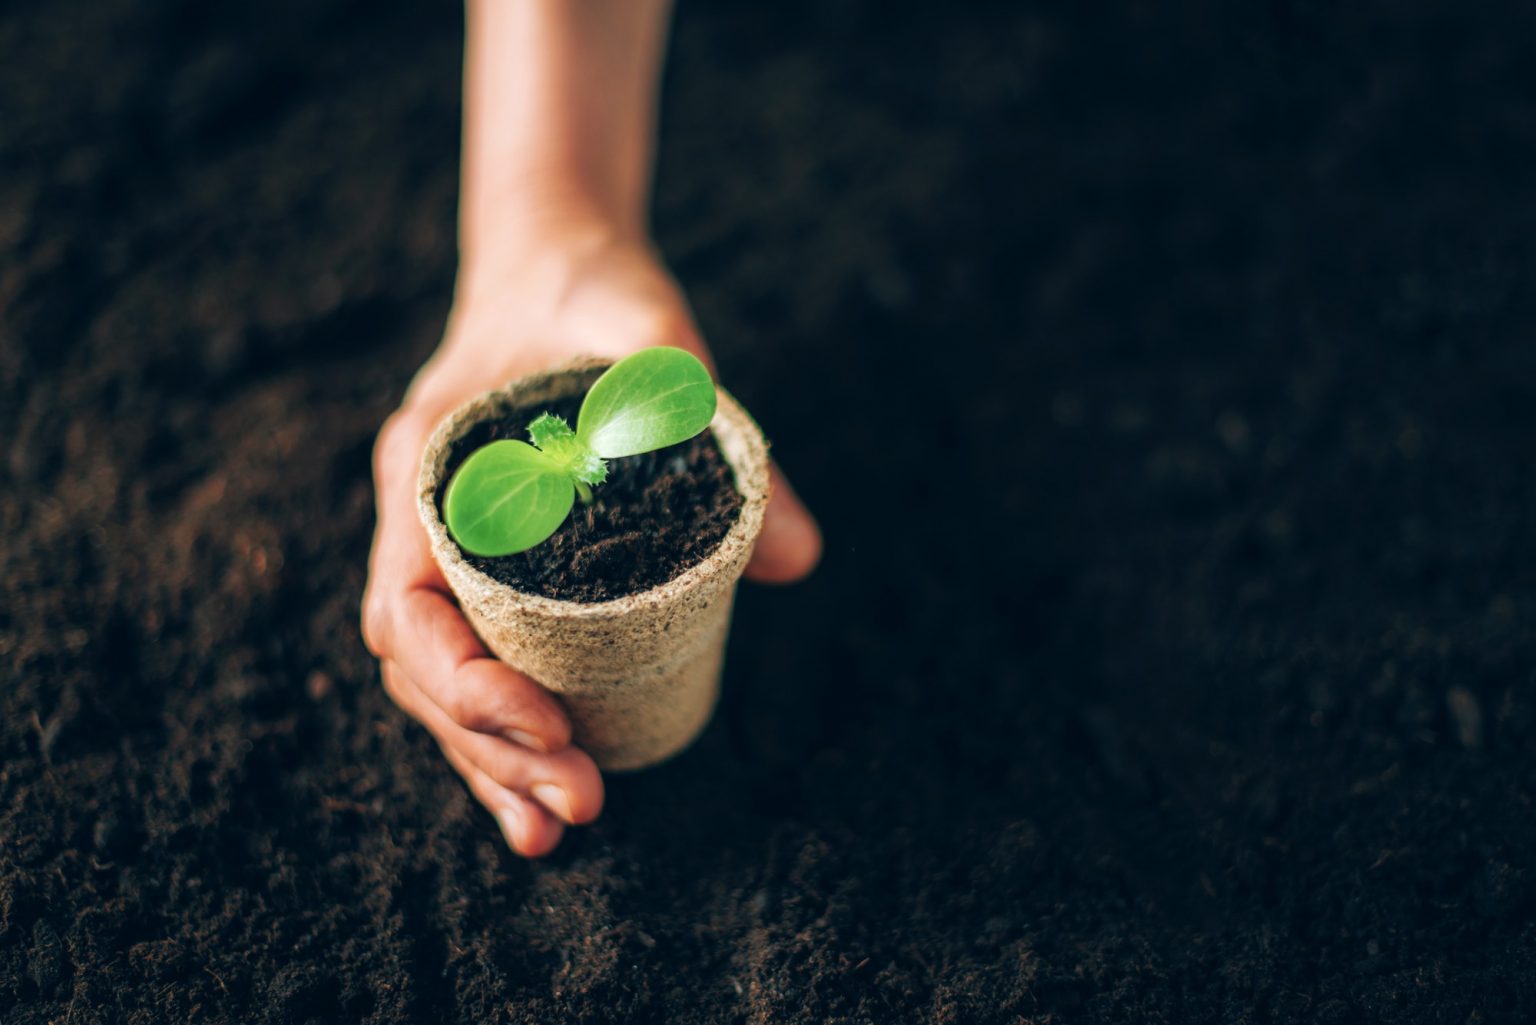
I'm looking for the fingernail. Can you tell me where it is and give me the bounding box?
[530,783,573,823]
[505,729,549,753]
[495,804,523,845]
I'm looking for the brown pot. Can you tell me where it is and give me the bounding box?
[416,358,770,771]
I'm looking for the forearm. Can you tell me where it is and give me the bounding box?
[460,0,673,261]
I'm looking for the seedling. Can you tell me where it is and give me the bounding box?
[444,348,717,556]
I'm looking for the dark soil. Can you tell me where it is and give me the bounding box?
[5,1,1536,1023]
[438,395,742,602]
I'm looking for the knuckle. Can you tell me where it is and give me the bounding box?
[360,593,391,657]
[464,662,570,746]
[481,754,524,793]
[501,682,573,751]
[441,685,497,735]
[534,708,573,752]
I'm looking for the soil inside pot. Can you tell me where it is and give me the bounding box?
[437,394,744,602]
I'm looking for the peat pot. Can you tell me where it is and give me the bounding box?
[417,358,770,771]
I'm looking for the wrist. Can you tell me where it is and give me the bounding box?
[460,0,664,265]
[456,180,641,305]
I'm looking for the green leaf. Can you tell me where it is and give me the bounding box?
[443,440,575,556]
[576,348,717,459]
[527,412,577,451]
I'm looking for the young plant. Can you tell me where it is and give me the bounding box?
[444,347,717,557]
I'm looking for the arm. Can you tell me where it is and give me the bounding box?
[362,0,822,858]
[460,0,668,252]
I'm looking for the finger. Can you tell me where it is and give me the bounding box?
[389,584,573,753]
[384,661,605,825]
[362,413,574,754]
[366,414,557,859]
[361,406,450,647]
[745,463,822,584]
[439,742,566,858]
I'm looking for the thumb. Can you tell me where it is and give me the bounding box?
[745,464,822,584]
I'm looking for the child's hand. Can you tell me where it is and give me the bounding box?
[361,207,821,856]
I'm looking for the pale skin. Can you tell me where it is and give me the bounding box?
[361,0,822,857]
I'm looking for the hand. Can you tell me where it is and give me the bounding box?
[361,206,822,856]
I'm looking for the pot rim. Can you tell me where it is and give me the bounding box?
[416,356,770,622]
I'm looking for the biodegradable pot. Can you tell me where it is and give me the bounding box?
[417,358,770,772]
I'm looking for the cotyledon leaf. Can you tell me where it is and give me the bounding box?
[443,440,575,556]
[576,347,717,459]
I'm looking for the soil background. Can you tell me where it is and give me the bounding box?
[4,1,1536,1022]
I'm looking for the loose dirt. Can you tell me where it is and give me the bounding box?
[4,1,1535,1022]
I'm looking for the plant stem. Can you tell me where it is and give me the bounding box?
[574,479,594,505]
